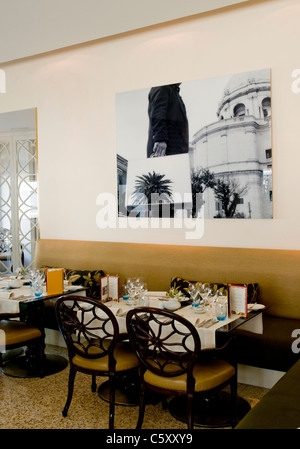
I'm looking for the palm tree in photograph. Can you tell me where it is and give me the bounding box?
[131,171,173,206]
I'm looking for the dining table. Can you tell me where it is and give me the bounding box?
[101,292,264,346]
[0,275,86,378]
[97,291,266,427]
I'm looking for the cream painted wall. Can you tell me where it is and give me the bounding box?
[0,0,300,250]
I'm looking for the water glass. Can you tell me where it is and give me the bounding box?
[192,295,201,309]
[139,294,149,307]
[34,281,43,297]
[216,297,227,321]
[122,284,130,301]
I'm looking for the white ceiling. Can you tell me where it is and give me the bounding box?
[0,0,250,63]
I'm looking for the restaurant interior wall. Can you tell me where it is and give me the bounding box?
[0,0,250,64]
[0,0,299,250]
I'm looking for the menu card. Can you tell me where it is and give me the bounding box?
[228,284,248,317]
[100,275,119,302]
[46,268,64,296]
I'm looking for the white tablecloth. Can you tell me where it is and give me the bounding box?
[104,292,264,350]
[0,282,37,314]
[0,284,263,350]
[0,278,86,315]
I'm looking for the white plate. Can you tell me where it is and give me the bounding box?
[7,280,23,288]
[248,303,265,310]
[65,285,83,291]
[192,307,206,314]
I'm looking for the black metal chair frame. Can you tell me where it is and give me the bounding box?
[55,295,133,429]
[126,306,237,429]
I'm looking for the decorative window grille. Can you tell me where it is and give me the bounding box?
[0,133,39,273]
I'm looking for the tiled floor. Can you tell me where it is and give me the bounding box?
[0,345,269,430]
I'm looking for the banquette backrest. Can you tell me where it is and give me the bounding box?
[34,239,300,320]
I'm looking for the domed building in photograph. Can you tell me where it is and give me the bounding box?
[190,69,272,219]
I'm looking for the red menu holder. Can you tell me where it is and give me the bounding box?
[228,284,248,317]
[100,275,119,302]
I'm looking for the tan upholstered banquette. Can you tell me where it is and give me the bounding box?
[34,239,300,320]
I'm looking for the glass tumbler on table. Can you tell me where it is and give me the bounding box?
[122,283,130,302]
[216,288,228,321]
[32,269,45,297]
[34,281,43,297]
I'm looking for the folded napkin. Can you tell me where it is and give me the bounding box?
[0,291,15,299]
[115,308,128,317]
[148,291,169,299]
[104,301,128,317]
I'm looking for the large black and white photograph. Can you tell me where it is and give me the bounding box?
[116,68,272,219]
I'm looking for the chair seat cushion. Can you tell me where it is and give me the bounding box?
[144,358,235,392]
[72,341,138,372]
[0,320,42,346]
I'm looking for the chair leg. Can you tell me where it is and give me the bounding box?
[38,337,45,378]
[91,375,97,392]
[108,373,116,430]
[230,376,238,428]
[62,365,77,417]
[136,380,146,429]
[186,391,194,430]
[162,398,168,410]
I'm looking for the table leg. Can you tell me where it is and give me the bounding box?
[98,369,162,406]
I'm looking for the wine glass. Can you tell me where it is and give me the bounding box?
[189,283,201,309]
[198,283,209,309]
[127,277,140,306]
[188,282,196,300]
[206,283,218,316]
[26,268,35,287]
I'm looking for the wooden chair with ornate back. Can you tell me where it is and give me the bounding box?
[126,307,237,429]
[55,295,138,429]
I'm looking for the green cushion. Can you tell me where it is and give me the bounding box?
[170,276,259,303]
[65,269,105,298]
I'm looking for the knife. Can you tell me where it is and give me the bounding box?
[203,319,218,328]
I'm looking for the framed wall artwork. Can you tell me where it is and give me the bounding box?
[116,68,272,219]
